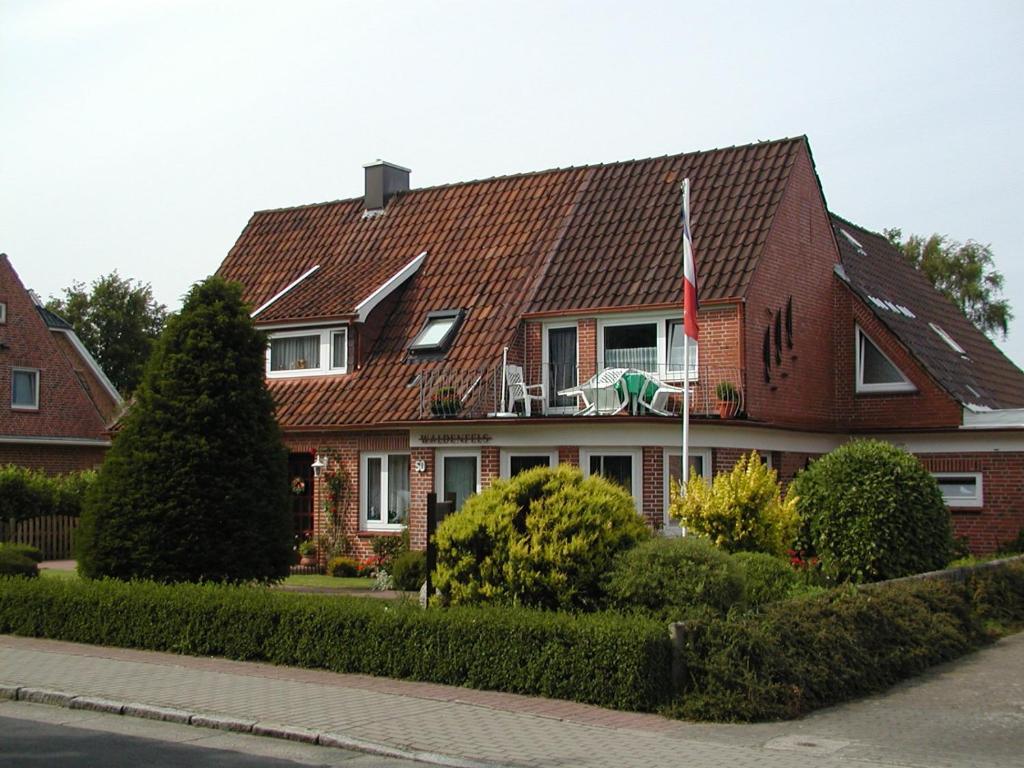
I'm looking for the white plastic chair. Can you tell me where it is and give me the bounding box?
[558,367,629,415]
[636,373,685,416]
[506,364,546,416]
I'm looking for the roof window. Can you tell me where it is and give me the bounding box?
[410,310,465,355]
[929,323,965,354]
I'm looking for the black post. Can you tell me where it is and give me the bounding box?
[424,492,456,609]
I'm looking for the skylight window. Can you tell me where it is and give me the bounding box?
[840,228,867,255]
[410,310,464,355]
[929,323,965,354]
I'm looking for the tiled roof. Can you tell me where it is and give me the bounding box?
[832,215,1024,411]
[218,138,809,427]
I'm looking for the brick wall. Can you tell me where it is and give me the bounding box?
[558,445,580,467]
[0,443,106,474]
[641,446,663,528]
[917,452,1024,554]
[833,288,962,429]
[744,147,839,429]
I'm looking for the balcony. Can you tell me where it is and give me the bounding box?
[416,360,745,420]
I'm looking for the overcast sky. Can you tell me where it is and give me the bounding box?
[3,1,1023,369]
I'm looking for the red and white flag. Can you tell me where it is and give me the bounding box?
[682,178,700,340]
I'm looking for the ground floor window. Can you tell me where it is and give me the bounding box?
[436,451,480,512]
[933,472,983,508]
[664,449,712,532]
[362,453,410,529]
[581,449,641,507]
[500,449,558,478]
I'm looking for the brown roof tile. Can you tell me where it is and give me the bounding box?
[218,138,809,428]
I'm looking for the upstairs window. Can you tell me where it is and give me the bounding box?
[666,319,699,380]
[0,302,6,324]
[12,368,39,410]
[266,327,348,378]
[855,327,915,393]
[409,309,464,355]
[597,316,698,381]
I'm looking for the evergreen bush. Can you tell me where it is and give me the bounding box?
[391,549,426,591]
[326,556,359,577]
[434,465,649,610]
[0,543,44,563]
[790,440,952,582]
[76,277,292,584]
[604,536,745,621]
[669,451,799,556]
[732,551,797,607]
[0,466,95,522]
[0,547,39,578]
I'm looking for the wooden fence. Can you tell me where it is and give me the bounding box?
[1,516,79,560]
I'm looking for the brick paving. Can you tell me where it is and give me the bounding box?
[1,633,1022,767]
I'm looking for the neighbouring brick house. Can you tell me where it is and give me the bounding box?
[216,138,1024,555]
[0,254,122,473]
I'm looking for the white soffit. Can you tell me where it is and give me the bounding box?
[962,407,1024,429]
[354,251,427,323]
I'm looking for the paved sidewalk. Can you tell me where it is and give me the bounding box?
[1,633,1022,767]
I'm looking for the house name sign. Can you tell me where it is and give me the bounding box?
[418,433,493,445]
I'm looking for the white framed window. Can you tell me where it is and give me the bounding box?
[933,472,983,508]
[435,450,480,512]
[542,323,579,414]
[581,448,642,509]
[361,452,410,530]
[0,302,6,324]
[409,309,464,355]
[855,326,915,393]
[500,449,558,478]
[266,326,348,378]
[12,367,39,410]
[663,448,712,532]
[597,315,698,382]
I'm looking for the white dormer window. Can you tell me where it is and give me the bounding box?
[855,326,916,393]
[266,327,348,378]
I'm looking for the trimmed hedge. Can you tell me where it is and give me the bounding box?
[671,562,1024,721]
[0,576,672,712]
[0,465,96,522]
[0,549,38,578]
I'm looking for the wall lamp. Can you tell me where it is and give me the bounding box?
[311,453,329,478]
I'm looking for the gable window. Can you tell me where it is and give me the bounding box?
[410,309,464,355]
[361,453,410,529]
[855,327,915,393]
[266,327,348,378]
[0,302,6,324]
[12,368,39,410]
[933,473,982,509]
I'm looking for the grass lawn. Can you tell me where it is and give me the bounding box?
[281,574,374,590]
[38,568,373,591]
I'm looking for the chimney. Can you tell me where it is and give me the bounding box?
[363,160,410,211]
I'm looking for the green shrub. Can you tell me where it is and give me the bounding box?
[434,465,649,611]
[0,465,95,522]
[604,537,744,621]
[671,576,995,721]
[371,534,406,570]
[0,548,39,578]
[790,440,952,583]
[76,277,292,584]
[0,576,672,712]
[669,452,799,557]
[392,550,426,591]
[326,556,359,577]
[997,529,1024,556]
[732,551,798,607]
[0,543,44,563]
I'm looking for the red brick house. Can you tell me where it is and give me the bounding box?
[0,254,121,473]
[216,138,1024,555]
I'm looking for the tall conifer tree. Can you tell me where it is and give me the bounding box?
[78,277,291,583]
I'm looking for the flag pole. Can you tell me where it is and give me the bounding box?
[681,178,691,489]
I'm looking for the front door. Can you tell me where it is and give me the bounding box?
[288,453,314,542]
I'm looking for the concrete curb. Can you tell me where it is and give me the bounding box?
[1,683,515,768]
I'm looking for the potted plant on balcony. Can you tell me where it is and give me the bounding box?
[430,386,462,417]
[715,381,739,419]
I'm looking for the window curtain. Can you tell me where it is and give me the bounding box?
[387,455,410,524]
[271,335,319,371]
[12,371,35,406]
[332,331,347,369]
[548,327,577,407]
[605,346,658,371]
[365,457,382,522]
[667,321,698,378]
[444,457,477,511]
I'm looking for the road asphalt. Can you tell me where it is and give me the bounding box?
[1,632,1022,767]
